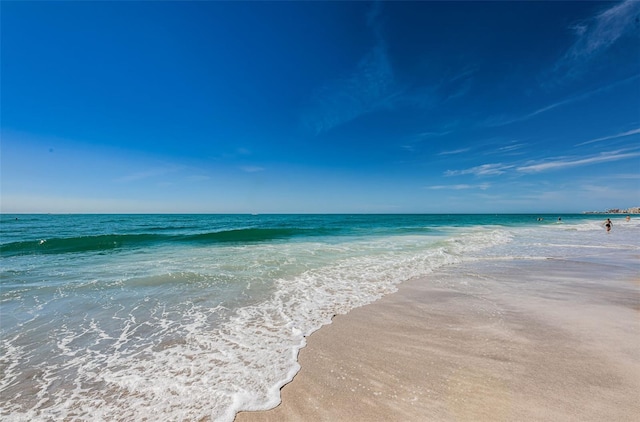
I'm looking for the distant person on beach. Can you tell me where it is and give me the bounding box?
[626,215,631,222]
[604,218,612,232]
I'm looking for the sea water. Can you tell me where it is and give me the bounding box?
[1,214,638,421]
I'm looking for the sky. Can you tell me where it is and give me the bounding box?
[1,1,639,214]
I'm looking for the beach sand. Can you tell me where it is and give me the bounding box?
[235,258,639,421]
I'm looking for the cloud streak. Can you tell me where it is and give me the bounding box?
[445,163,513,177]
[444,149,640,179]
[487,75,639,127]
[517,150,640,173]
[302,44,399,135]
[115,166,180,183]
[427,183,490,190]
[575,127,640,146]
[496,143,526,154]
[564,0,640,62]
[302,2,402,135]
[239,166,265,173]
[548,0,640,85]
[439,147,470,156]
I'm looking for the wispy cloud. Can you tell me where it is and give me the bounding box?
[186,175,211,182]
[517,150,640,173]
[440,67,477,103]
[439,147,470,156]
[484,98,574,127]
[549,0,640,84]
[610,172,640,180]
[417,130,452,140]
[496,143,526,154]
[564,0,640,62]
[426,183,490,190]
[487,75,639,127]
[302,44,399,135]
[445,163,513,177]
[302,2,402,135]
[239,166,264,173]
[575,127,640,146]
[115,166,179,183]
[402,131,453,152]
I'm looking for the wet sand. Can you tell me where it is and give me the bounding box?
[236,258,639,422]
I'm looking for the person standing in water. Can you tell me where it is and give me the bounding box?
[604,218,613,232]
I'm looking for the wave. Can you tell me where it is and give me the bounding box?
[187,227,316,243]
[0,227,329,257]
[0,234,164,256]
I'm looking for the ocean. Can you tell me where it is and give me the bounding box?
[1,214,638,421]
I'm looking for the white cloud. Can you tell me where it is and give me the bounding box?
[547,0,640,85]
[417,131,452,140]
[115,166,179,183]
[402,131,454,153]
[575,127,640,146]
[440,67,477,103]
[239,166,264,173]
[487,75,638,127]
[439,147,470,156]
[611,173,640,180]
[517,150,640,173]
[427,183,490,190]
[302,44,398,134]
[565,0,640,62]
[496,143,526,154]
[301,3,403,135]
[444,163,512,177]
[186,175,211,182]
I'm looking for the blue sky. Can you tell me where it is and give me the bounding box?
[2,1,639,213]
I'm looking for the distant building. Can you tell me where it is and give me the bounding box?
[584,207,640,214]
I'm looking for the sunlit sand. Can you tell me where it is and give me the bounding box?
[236,258,639,421]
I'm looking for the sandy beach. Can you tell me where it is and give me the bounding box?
[236,258,640,421]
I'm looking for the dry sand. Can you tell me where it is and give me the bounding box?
[236,258,639,422]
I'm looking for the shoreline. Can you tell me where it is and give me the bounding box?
[236,258,640,421]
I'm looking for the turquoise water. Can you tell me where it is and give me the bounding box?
[1,214,638,421]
